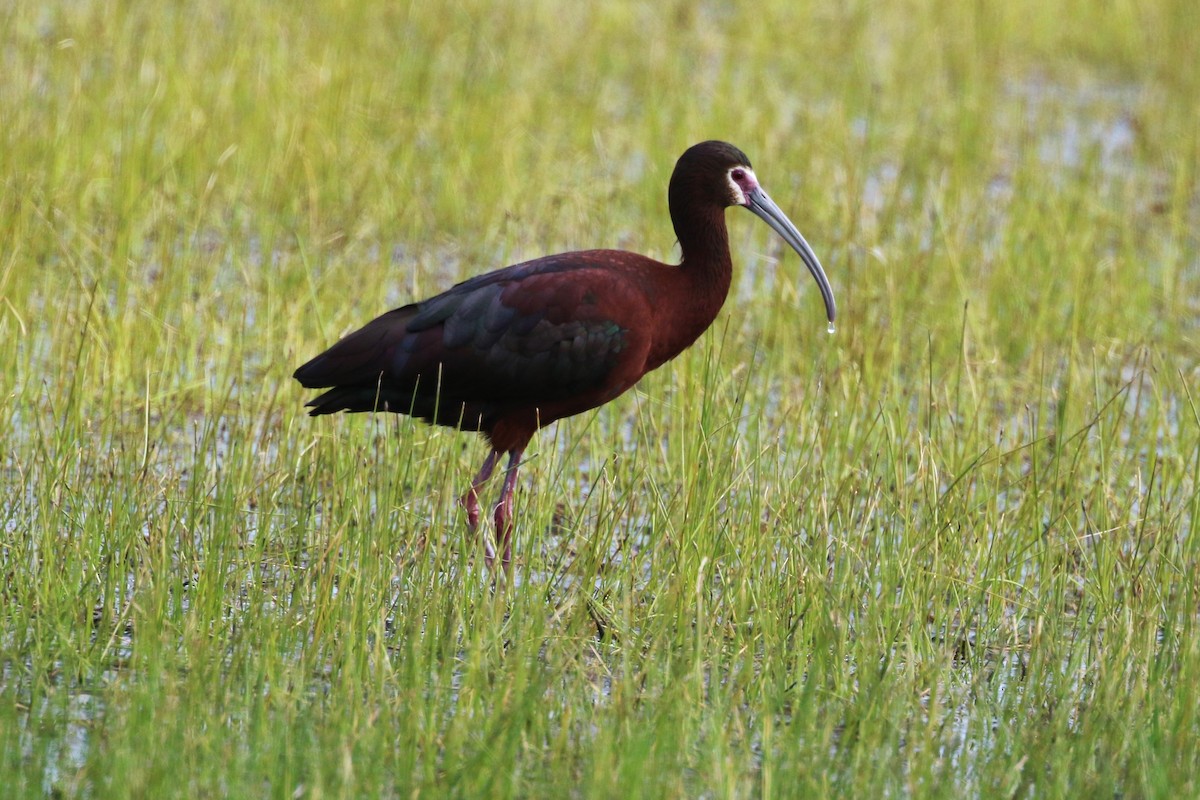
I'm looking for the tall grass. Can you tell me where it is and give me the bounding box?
[2,0,1199,796]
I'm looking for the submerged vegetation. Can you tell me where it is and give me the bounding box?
[2,0,1199,796]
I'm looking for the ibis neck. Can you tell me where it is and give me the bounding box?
[677,206,732,267]
[646,205,734,370]
[675,209,734,303]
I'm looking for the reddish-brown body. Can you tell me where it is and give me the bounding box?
[295,141,835,568]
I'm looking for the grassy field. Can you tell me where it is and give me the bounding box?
[2,0,1199,796]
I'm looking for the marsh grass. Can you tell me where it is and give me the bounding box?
[3,0,1200,797]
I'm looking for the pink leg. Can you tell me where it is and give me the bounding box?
[492,449,523,569]
[460,448,500,563]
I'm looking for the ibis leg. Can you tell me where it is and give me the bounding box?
[493,449,524,568]
[461,448,500,562]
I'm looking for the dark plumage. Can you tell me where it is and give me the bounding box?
[295,141,836,568]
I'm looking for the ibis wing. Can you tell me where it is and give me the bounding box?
[294,253,649,420]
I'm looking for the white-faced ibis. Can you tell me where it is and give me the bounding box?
[294,141,836,568]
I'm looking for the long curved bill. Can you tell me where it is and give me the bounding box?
[744,187,837,324]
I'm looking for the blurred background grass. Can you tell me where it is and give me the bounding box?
[2,0,1199,797]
